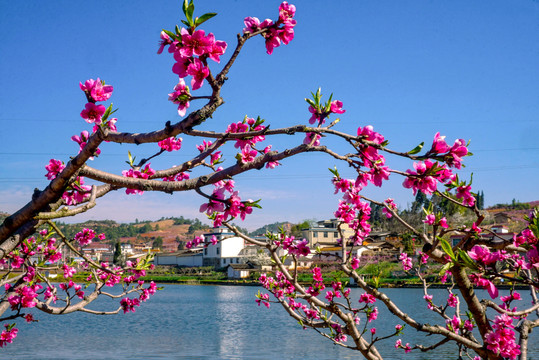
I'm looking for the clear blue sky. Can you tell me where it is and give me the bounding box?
[1,1,538,230]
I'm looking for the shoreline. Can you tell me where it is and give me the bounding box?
[142,278,530,290]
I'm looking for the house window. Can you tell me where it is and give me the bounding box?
[217,247,220,255]
[324,232,328,238]
[313,232,318,237]
[204,248,207,255]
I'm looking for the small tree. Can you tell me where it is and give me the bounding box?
[113,242,122,265]
[152,236,163,250]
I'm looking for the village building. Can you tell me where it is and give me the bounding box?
[153,249,203,267]
[450,224,516,247]
[202,227,245,268]
[81,243,112,262]
[301,219,355,247]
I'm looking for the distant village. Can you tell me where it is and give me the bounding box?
[0,200,534,280]
[70,205,531,280]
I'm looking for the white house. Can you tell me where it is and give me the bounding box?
[153,249,203,267]
[227,264,253,279]
[202,227,245,268]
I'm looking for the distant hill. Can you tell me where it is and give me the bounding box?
[54,217,211,253]
[249,221,294,236]
[485,200,538,232]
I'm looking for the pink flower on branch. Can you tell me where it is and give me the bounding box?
[445,139,468,169]
[447,293,458,307]
[424,294,434,310]
[122,164,156,195]
[72,130,100,159]
[514,228,538,247]
[45,159,65,180]
[279,1,296,21]
[382,198,397,218]
[93,117,117,133]
[0,324,18,348]
[455,185,475,207]
[403,160,454,195]
[157,31,173,54]
[304,132,321,146]
[469,273,498,299]
[255,293,270,308]
[62,176,91,205]
[359,293,376,304]
[240,146,258,164]
[168,78,190,116]
[430,132,450,154]
[186,58,209,90]
[351,257,360,270]
[399,252,412,271]
[208,40,227,63]
[172,53,192,78]
[197,140,213,152]
[486,314,521,359]
[179,28,214,58]
[367,307,378,322]
[244,2,296,54]
[243,17,273,34]
[120,297,141,314]
[75,228,96,246]
[80,102,106,125]
[330,100,345,114]
[79,78,113,102]
[369,165,390,187]
[158,137,183,152]
[263,146,280,169]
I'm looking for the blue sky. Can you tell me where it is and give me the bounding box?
[1,1,538,230]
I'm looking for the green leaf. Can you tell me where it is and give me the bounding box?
[328,166,340,178]
[182,0,189,14]
[439,262,452,275]
[181,20,190,28]
[102,102,114,122]
[127,151,135,167]
[247,199,263,209]
[324,93,334,112]
[195,12,217,27]
[456,248,479,271]
[407,142,424,155]
[305,98,316,108]
[185,1,195,26]
[439,237,456,261]
[163,29,176,39]
[380,140,389,147]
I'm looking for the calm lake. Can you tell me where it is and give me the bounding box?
[3,285,538,359]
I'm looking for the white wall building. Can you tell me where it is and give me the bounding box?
[154,250,203,267]
[202,227,245,268]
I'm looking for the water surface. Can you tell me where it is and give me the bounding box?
[3,286,537,359]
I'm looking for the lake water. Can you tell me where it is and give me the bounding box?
[3,285,538,359]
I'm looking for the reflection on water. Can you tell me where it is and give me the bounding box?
[2,285,537,359]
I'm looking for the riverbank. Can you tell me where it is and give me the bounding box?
[137,275,529,290]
